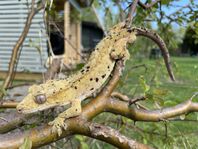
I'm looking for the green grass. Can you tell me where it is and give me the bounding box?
[120,57,198,102]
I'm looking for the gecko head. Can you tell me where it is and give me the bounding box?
[16,84,58,114]
[108,22,126,35]
[108,22,136,44]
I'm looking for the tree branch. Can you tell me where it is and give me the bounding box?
[134,28,175,81]
[0,113,35,134]
[0,120,151,149]
[106,97,198,122]
[126,0,139,25]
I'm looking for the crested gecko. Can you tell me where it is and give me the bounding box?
[17,22,175,136]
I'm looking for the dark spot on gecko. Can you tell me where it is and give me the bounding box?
[96,48,99,50]
[90,88,94,91]
[95,78,99,82]
[90,78,93,81]
[81,69,84,73]
[60,88,63,90]
[108,66,110,69]
[53,91,56,94]
[86,66,90,69]
[75,109,78,111]
[74,86,77,89]
[127,29,132,33]
[101,74,106,78]
[86,69,89,72]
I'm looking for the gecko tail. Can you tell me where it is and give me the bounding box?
[133,27,175,81]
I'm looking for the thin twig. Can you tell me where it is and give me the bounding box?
[138,0,161,9]
[129,96,146,105]
[126,0,139,26]
[0,117,8,123]
[0,100,19,108]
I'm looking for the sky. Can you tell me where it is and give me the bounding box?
[96,0,198,29]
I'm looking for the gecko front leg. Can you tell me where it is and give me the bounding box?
[110,38,131,62]
[49,99,82,136]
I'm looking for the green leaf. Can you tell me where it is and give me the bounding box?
[75,135,89,149]
[154,97,164,107]
[153,88,168,96]
[81,142,89,149]
[179,114,186,120]
[139,75,150,93]
[145,92,154,100]
[76,63,85,70]
[0,87,7,96]
[19,138,32,149]
[161,0,171,5]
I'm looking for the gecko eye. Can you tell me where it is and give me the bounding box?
[34,94,46,104]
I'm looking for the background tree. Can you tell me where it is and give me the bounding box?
[182,23,198,56]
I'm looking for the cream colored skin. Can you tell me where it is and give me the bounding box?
[16,22,136,136]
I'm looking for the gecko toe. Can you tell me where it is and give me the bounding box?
[63,123,68,130]
[48,117,65,136]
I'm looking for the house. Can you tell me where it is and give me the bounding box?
[0,0,103,81]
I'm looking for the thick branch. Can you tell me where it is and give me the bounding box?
[0,120,150,149]
[0,113,35,134]
[71,121,151,149]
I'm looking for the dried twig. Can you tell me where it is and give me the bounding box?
[0,100,19,108]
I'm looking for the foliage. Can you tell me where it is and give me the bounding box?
[181,22,198,55]
[93,0,197,55]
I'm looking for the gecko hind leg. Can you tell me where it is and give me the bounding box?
[49,99,82,136]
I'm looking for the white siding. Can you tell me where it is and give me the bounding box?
[0,0,48,73]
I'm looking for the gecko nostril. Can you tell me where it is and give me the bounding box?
[17,108,23,113]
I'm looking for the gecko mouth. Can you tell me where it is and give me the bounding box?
[17,104,57,114]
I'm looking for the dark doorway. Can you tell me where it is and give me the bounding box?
[81,21,104,53]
